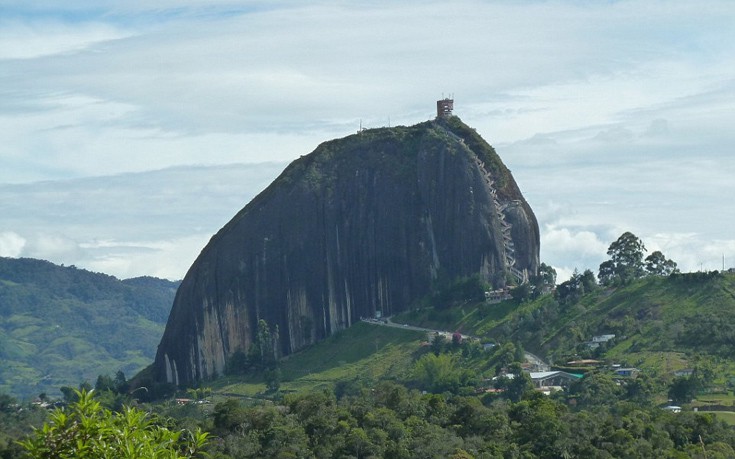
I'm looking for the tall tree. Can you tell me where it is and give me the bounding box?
[536,262,557,290]
[668,376,700,404]
[114,370,128,393]
[578,269,597,292]
[498,363,534,403]
[568,371,622,407]
[556,269,597,305]
[599,232,647,285]
[249,319,276,368]
[645,250,679,276]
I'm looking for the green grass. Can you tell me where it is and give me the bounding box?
[188,272,735,410]
[605,351,689,374]
[689,392,735,426]
[393,297,524,340]
[281,322,425,377]
[212,322,425,398]
[694,393,735,405]
[711,411,735,425]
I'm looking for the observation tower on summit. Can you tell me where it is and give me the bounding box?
[436,97,454,117]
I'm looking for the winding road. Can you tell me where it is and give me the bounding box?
[361,316,549,370]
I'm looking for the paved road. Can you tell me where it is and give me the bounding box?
[361,316,549,370]
[360,317,471,340]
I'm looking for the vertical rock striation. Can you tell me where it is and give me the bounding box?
[153,117,539,385]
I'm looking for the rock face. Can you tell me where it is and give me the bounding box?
[153,116,539,385]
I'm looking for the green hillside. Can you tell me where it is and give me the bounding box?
[395,271,735,380]
[210,322,426,397]
[0,257,177,399]
[498,272,735,363]
[143,273,735,457]
[6,267,735,458]
[208,270,735,397]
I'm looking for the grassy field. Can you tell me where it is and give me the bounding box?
[603,351,689,374]
[212,322,425,398]
[392,297,523,340]
[711,411,735,425]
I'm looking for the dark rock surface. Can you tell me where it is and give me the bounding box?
[153,117,539,385]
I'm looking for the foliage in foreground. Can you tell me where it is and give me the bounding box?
[19,390,208,459]
[202,380,735,459]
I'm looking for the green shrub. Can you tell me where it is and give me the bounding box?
[19,389,208,458]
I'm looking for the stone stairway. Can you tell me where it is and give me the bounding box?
[471,156,525,283]
[438,123,528,285]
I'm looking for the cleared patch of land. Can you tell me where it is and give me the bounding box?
[211,322,425,398]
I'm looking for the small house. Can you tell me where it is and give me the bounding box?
[529,371,583,388]
[586,334,616,349]
[592,334,616,343]
[614,368,639,378]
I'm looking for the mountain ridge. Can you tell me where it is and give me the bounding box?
[0,257,177,399]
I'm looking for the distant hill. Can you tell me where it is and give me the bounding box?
[0,257,178,399]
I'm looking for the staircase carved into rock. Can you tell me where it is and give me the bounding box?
[437,124,527,284]
[467,142,528,285]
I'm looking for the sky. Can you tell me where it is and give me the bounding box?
[1,0,734,282]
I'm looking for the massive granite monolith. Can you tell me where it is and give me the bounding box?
[153,116,539,385]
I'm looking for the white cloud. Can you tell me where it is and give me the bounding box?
[0,163,285,279]
[539,224,612,282]
[81,235,213,280]
[643,119,670,138]
[542,225,609,259]
[0,20,133,60]
[23,233,82,263]
[3,1,732,177]
[645,233,735,274]
[0,231,26,257]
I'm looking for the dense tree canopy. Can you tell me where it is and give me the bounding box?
[197,380,735,459]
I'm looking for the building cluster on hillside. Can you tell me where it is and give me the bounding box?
[366,314,653,399]
[477,353,646,397]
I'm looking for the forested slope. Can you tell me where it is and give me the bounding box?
[0,257,178,399]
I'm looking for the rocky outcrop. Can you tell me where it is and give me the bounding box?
[153,117,539,385]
